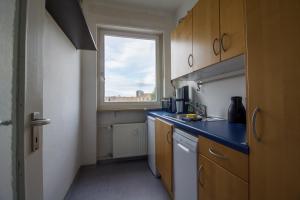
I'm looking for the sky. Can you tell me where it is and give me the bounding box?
[104,35,156,97]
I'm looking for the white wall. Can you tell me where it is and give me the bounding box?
[176,0,198,23]
[81,0,176,163]
[43,13,82,200]
[0,0,17,199]
[80,50,97,165]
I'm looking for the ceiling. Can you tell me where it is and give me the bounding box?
[94,0,185,13]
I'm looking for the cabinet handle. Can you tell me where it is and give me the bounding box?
[166,131,172,144]
[251,107,261,142]
[188,54,193,67]
[208,148,227,160]
[212,38,220,56]
[221,33,229,52]
[198,165,204,187]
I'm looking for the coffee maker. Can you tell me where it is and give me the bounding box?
[175,86,189,114]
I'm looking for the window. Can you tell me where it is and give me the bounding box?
[98,29,161,110]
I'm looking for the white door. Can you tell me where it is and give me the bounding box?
[1,0,49,199]
[21,0,48,199]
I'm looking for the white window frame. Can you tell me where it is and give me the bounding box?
[97,28,162,111]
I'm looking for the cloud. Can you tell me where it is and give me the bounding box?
[105,36,156,70]
[104,35,156,97]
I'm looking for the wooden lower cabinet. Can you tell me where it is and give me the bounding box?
[198,136,248,181]
[198,155,248,200]
[155,118,173,197]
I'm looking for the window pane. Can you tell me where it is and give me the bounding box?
[104,35,157,102]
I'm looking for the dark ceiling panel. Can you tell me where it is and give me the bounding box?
[46,0,97,50]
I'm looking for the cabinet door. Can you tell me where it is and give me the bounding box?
[155,119,163,174]
[193,0,220,71]
[246,1,300,199]
[155,118,173,196]
[171,11,193,79]
[220,0,245,60]
[198,155,248,200]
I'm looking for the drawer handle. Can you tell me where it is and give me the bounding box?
[208,148,227,160]
[198,165,204,187]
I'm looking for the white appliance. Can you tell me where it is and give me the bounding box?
[173,128,198,200]
[147,116,158,176]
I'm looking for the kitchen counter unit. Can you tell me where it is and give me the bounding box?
[148,111,249,154]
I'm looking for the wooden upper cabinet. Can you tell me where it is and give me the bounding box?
[220,0,246,60]
[192,0,220,71]
[198,155,248,200]
[171,0,246,79]
[155,118,173,196]
[171,11,193,79]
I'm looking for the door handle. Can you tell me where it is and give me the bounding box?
[0,120,12,126]
[31,112,51,126]
[31,112,51,152]
[188,54,193,67]
[251,107,261,142]
[31,119,51,126]
[221,33,229,52]
[198,165,204,187]
[212,38,220,56]
[166,131,172,144]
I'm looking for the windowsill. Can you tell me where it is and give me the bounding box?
[97,104,161,112]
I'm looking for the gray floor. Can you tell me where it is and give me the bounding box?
[65,160,170,200]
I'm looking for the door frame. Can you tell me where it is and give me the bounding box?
[15,0,27,198]
[11,0,27,198]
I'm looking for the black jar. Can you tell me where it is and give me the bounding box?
[228,96,246,124]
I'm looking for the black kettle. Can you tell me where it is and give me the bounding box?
[228,96,246,124]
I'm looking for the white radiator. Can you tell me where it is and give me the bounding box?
[112,123,147,158]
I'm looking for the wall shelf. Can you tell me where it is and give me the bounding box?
[46,0,97,50]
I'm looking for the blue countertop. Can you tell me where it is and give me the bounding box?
[148,111,249,154]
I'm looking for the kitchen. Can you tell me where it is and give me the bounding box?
[0,0,299,200]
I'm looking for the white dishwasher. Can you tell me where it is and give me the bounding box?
[173,128,198,200]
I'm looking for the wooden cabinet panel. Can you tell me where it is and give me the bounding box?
[220,0,245,60]
[193,0,220,71]
[155,119,164,174]
[155,118,173,196]
[198,155,248,200]
[246,0,300,199]
[198,136,248,181]
[171,11,193,79]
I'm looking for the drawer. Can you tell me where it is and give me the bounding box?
[198,155,248,200]
[198,136,248,181]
